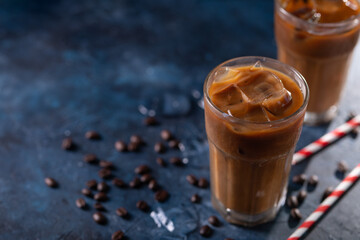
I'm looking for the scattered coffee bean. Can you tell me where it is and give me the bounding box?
[127,142,140,152]
[144,116,158,126]
[112,178,127,188]
[155,190,169,202]
[308,175,319,186]
[208,216,221,227]
[321,187,334,202]
[94,192,108,202]
[350,127,359,139]
[115,140,127,152]
[199,225,212,238]
[93,212,107,225]
[81,188,93,198]
[130,135,143,145]
[287,195,298,208]
[83,154,98,164]
[337,160,348,173]
[86,179,97,190]
[168,139,180,149]
[140,173,153,183]
[224,238,234,240]
[129,177,142,188]
[62,138,74,150]
[292,174,307,184]
[186,175,198,185]
[97,182,109,192]
[85,131,101,140]
[198,178,209,188]
[99,160,114,169]
[76,198,87,209]
[290,208,302,220]
[148,179,160,191]
[44,177,58,188]
[94,202,106,211]
[191,194,201,203]
[136,200,149,212]
[135,164,151,175]
[98,168,112,179]
[156,157,167,167]
[297,190,307,203]
[170,157,182,166]
[154,142,166,153]
[112,230,125,240]
[161,130,172,141]
[116,207,129,218]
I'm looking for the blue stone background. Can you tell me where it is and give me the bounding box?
[0,0,359,239]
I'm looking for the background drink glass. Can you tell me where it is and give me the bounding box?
[204,57,309,226]
[275,0,360,125]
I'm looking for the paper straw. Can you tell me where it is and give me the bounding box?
[292,115,360,165]
[287,163,360,240]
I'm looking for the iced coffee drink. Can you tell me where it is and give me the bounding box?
[204,57,308,226]
[275,0,360,125]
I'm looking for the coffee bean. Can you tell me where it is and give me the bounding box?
[350,127,359,139]
[129,177,141,188]
[155,190,169,202]
[97,182,109,192]
[98,168,112,179]
[198,178,209,188]
[93,212,107,225]
[161,130,172,141]
[44,177,58,188]
[83,154,98,164]
[140,173,153,183]
[156,157,167,167]
[94,202,106,211]
[186,175,198,185]
[321,187,334,202]
[144,116,158,126]
[99,160,114,169]
[297,190,307,203]
[191,194,201,203]
[308,175,319,186]
[154,142,166,153]
[115,140,127,152]
[337,160,348,173]
[208,216,221,227]
[135,164,151,175]
[86,179,97,190]
[81,188,93,198]
[76,198,87,209]
[168,139,180,149]
[112,178,127,188]
[170,157,182,166]
[116,207,129,218]
[127,142,140,152]
[62,138,74,150]
[287,195,299,208]
[85,131,101,140]
[130,135,143,145]
[290,208,302,220]
[199,225,212,237]
[224,238,234,240]
[112,230,125,240]
[148,179,160,191]
[94,192,108,202]
[136,200,149,212]
[292,174,307,184]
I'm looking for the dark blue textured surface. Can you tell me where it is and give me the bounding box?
[0,0,360,239]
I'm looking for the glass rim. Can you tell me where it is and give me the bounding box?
[275,0,360,30]
[203,56,310,126]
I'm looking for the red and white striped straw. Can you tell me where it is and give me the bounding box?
[287,163,360,240]
[292,115,360,165]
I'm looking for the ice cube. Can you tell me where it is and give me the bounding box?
[211,83,249,117]
[262,89,292,116]
[214,67,245,83]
